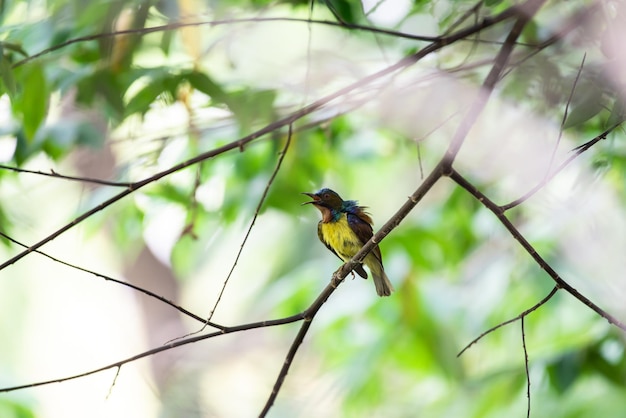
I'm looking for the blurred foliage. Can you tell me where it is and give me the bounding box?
[0,0,625,417]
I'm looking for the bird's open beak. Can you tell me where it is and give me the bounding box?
[301,192,320,205]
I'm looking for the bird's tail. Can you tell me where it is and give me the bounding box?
[365,255,394,297]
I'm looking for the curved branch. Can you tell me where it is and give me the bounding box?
[13,6,548,71]
[457,286,558,357]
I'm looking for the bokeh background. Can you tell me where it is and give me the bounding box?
[1,0,625,417]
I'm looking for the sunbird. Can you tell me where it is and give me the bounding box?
[302,188,394,297]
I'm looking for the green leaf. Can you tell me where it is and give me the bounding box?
[227,88,276,133]
[126,77,172,117]
[564,81,606,129]
[547,352,582,393]
[0,54,16,98]
[323,0,366,25]
[17,64,48,141]
[148,183,191,206]
[184,71,229,104]
[40,122,79,160]
[95,70,125,118]
[607,97,626,128]
[12,130,40,165]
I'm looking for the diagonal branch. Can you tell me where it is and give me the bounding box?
[0,165,131,187]
[443,0,548,165]
[448,168,626,331]
[259,270,345,417]
[0,231,213,326]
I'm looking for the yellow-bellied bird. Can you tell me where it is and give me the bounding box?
[302,188,393,296]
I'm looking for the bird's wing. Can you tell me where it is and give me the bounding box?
[318,220,368,279]
[347,212,384,267]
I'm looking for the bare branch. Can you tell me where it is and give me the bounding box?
[260,272,343,416]
[259,6,545,406]
[546,53,587,177]
[448,168,626,331]
[209,125,293,324]
[458,286,558,357]
[444,0,547,165]
[501,123,622,210]
[0,164,131,187]
[0,310,307,393]
[522,317,531,418]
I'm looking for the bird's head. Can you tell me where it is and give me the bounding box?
[302,188,344,209]
[302,188,344,221]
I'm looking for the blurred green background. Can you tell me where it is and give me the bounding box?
[0,0,625,417]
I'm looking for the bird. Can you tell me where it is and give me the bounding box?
[302,188,394,297]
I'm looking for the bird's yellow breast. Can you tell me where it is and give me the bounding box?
[319,214,363,261]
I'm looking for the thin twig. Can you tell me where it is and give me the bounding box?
[501,123,622,210]
[165,126,294,345]
[546,53,587,178]
[13,16,445,69]
[522,317,531,418]
[443,0,483,36]
[457,286,558,357]
[105,366,121,399]
[209,125,293,320]
[259,319,313,417]
[499,4,600,81]
[0,164,131,187]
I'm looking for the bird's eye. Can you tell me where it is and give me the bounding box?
[323,193,330,199]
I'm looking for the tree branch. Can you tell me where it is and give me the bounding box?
[0,231,212,326]
[448,168,626,331]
